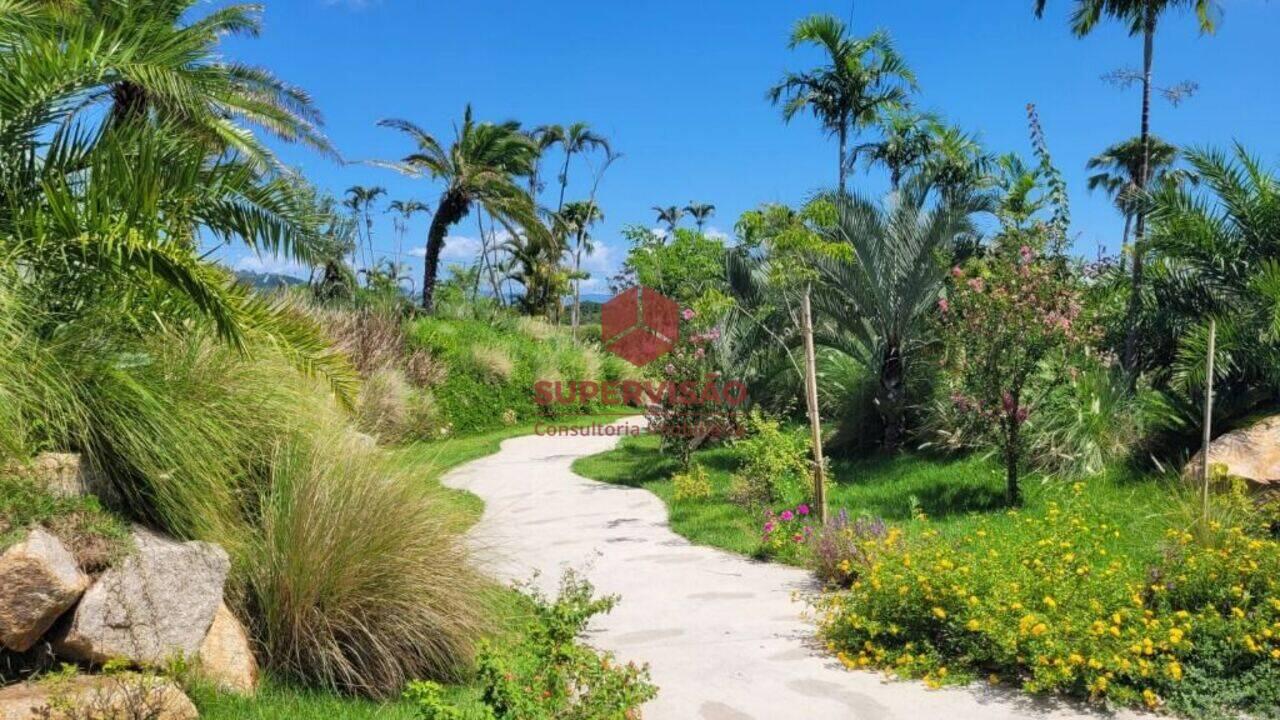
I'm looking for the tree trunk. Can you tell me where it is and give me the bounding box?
[837,121,849,194]
[878,340,905,452]
[1119,212,1132,272]
[1005,416,1022,506]
[422,192,467,313]
[1123,16,1156,373]
[571,230,585,340]
[557,151,572,213]
[801,290,828,523]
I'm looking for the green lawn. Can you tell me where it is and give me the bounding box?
[572,432,1176,563]
[196,411,625,720]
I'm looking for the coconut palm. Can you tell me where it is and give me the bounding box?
[1034,0,1219,370]
[653,205,685,239]
[769,15,916,193]
[379,106,543,312]
[557,201,604,336]
[684,203,716,232]
[811,189,977,451]
[856,109,938,189]
[1086,135,1194,264]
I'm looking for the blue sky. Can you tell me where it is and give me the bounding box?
[215,0,1279,295]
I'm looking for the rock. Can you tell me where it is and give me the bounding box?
[1184,414,1280,490]
[18,454,114,504]
[0,528,89,652]
[54,527,229,667]
[197,603,257,695]
[0,674,197,720]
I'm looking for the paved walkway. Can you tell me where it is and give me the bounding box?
[443,419,1141,720]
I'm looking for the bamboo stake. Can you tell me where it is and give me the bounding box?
[1200,317,1216,523]
[800,288,827,523]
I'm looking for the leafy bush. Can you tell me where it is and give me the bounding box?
[243,423,491,698]
[729,412,811,507]
[759,505,897,586]
[408,572,657,720]
[672,463,713,501]
[814,482,1280,716]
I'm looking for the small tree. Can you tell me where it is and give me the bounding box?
[939,245,1085,504]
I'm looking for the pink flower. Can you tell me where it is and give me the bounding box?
[763,521,776,533]
[937,297,949,313]
[797,504,810,516]
[705,327,721,341]
[693,347,705,359]
[951,266,964,278]
[792,533,804,543]
[1019,245,1034,262]
[967,277,985,292]
[664,363,676,375]
[681,308,696,321]
[780,510,794,522]
[1002,391,1015,414]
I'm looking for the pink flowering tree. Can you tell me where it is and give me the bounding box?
[939,246,1086,504]
[651,307,742,469]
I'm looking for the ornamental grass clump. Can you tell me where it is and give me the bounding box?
[814,482,1280,716]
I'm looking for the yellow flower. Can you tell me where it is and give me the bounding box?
[1168,628,1184,644]
[1166,661,1183,681]
[1142,689,1160,709]
[966,619,981,632]
[1031,623,1048,637]
[932,606,947,620]
[1043,596,1058,610]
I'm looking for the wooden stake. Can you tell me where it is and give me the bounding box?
[800,288,827,523]
[1201,317,1216,522]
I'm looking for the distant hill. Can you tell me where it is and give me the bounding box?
[235,270,307,290]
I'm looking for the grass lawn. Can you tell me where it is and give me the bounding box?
[196,411,626,719]
[572,432,1177,563]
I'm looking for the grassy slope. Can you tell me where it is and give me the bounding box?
[572,433,1174,563]
[195,412,621,720]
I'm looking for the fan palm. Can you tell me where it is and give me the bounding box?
[810,189,976,451]
[769,15,916,193]
[379,106,542,312]
[1086,135,1194,262]
[684,203,716,232]
[653,205,684,238]
[1034,0,1219,370]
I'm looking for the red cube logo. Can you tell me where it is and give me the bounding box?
[601,287,679,366]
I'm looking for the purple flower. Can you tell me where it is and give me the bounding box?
[797,504,810,516]
[780,510,794,522]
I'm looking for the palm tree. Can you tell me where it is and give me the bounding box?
[551,123,610,212]
[386,199,430,264]
[1086,135,1193,265]
[527,124,565,197]
[1034,0,1219,370]
[557,201,604,336]
[653,205,685,239]
[921,122,992,202]
[78,0,334,169]
[379,106,542,312]
[993,153,1048,232]
[344,185,385,274]
[684,203,716,232]
[811,189,976,451]
[857,109,938,189]
[769,15,916,193]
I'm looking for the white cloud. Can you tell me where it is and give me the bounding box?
[234,254,307,278]
[704,225,731,243]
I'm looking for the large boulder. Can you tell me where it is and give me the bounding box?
[1184,414,1280,490]
[0,528,89,652]
[54,527,229,667]
[0,674,197,720]
[197,603,258,695]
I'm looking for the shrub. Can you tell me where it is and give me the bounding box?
[466,572,656,719]
[672,463,713,502]
[470,345,515,382]
[730,412,812,507]
[806,511,894,588]
[354,368,412,443]
[814,482,1280,716]
[242,424,491,698]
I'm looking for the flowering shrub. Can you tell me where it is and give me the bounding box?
[728,412,811,508]
[649,307,740,469]
[939,247,1088,504]
[760,503,815,563]
[672,463,713,501]
[814,483,1280,716]
[760,505,898,587]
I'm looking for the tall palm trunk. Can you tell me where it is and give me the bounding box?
[571,228,586,338]
[1119,212,1132,272]
[422,192,467,312]
[837,120,849,194]
[1123,12,1156,372]
[878,339,905,452]
[556,151,572,212]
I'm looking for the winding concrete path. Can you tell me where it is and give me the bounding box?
[444,419,1141,720]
